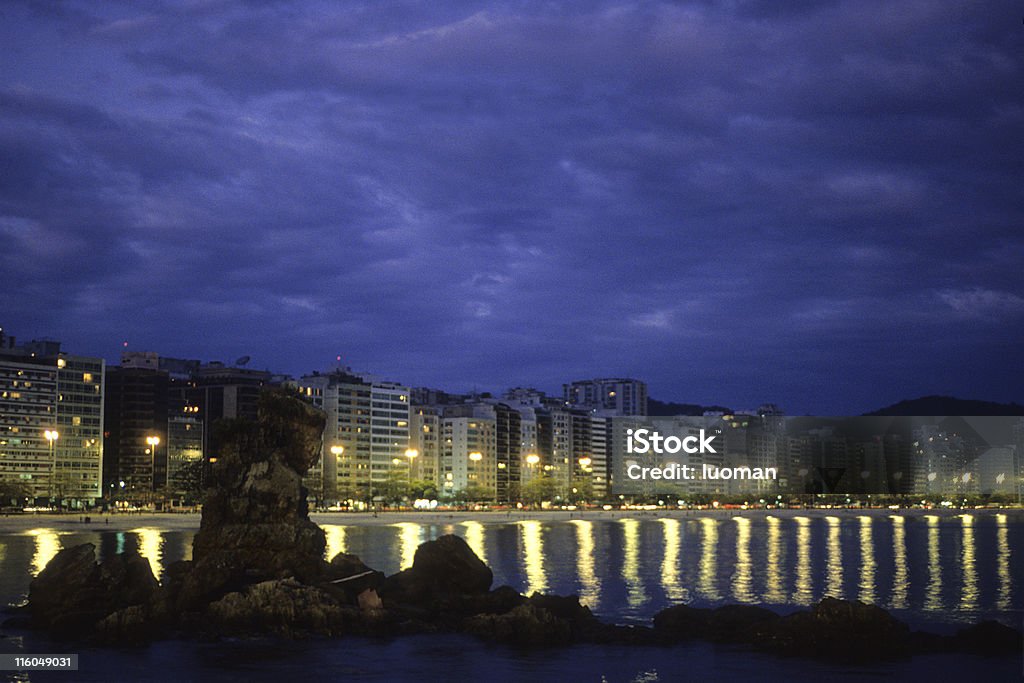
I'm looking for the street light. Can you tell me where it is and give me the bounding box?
[146,436,161,495]
[525,454,540,465]
[44,429,59,500]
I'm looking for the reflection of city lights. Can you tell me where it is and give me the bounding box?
[959,514,977,611]
[890,516,908,609]
[925,515,942,611]
[792,517,812,605]
[461,521,486,566]
[621,518,647,608]
[858,516,875,604]
[698,518,720,601]
[825,516,842,599]
[763,516,785,603]
[28,529,61,576]
[519,520,547,595]
[571,520,600,609]
[996,514,1010,611]
[395,523,422,570]
[660,518,684,603]
[323,525,347,561]
[133,527,164,580]
[732,518,754,603]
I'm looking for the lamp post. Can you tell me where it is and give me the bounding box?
[329,445,344,506]
[146,435,161,496]
[44,429,59,502]
[468,451,482,503]
[404,447,419,478]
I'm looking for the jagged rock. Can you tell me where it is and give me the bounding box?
[178,390,328,609]
[204,578,358,638]
[464,604,573,646]
[762,598,911,661]
[653,603,779,643]
[953,620,1023,655]
[380,534,492,606]
[27,544,158,638]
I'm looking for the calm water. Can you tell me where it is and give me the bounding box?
[1,511,1021,681]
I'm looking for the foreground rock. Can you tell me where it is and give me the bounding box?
[652,597,1022,660]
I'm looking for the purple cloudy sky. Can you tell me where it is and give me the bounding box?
[1,1,1021,413]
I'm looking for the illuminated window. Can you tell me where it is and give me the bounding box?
[83,373,93,383]
[57,358,66,368]
[72,416,81,426]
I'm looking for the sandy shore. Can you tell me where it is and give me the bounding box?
[0,506,1019,533]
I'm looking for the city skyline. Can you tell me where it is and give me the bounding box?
[3,1,1022,416]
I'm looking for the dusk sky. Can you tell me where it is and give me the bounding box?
[1,1,1021,414]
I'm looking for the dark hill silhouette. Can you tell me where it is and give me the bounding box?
[648,398,732,416]
[864,395,1024,416]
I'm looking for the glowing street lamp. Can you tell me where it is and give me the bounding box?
[44,429,59,498]
[525,454,540,465]
[578,456,592,469]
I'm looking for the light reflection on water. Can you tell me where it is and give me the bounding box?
[621,518,647,609]
[858,515,875,604]
[572,520,600,609]
[763,516,784,603]
[323,524,347,560]
[461,521,486,567]
[792,516,812,605]
[732,517,754,603]
[995,513,1011,611]
[27,529,61,576]
[890,516,908,609]
[925,515,942,611]
[824,516,842,599]
[959,514,977,611]
[519,519,547,596]
[697,518,719,601]
[2,513,1021,629]
[132,527,164,580]
[659,518,683,604]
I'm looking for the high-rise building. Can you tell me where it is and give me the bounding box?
[298,371,410,503]
[440,406,496,501]
[0,333,104,505]
[563,378,648,416]
[104,353,205,500]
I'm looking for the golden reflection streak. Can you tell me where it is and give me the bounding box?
[698,518,720,601]
[182,532,194,562]
[890,516,908,609]
[461,521,486,567]
[732,517,754,603]
[763,516,785,603]
[28,529,61,576]
[622,518,647,608]
[323,525,347,561]
[924,515,942,611]
[659,518,684,603]
[858,516,875,604]
[395,522,422,570]
[519,520,547,596]
[824,516,842,599]
[792,517,812,605]
[132,527,165,580]
[959,514,977,611]
[571,520,600,609]
[995,514,1010,611]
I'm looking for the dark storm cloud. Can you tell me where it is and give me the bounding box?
[1,0,1021,413]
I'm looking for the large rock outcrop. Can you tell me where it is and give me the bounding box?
[172,390,328,610]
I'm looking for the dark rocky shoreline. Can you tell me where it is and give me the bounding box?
[6,391,1021,662]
